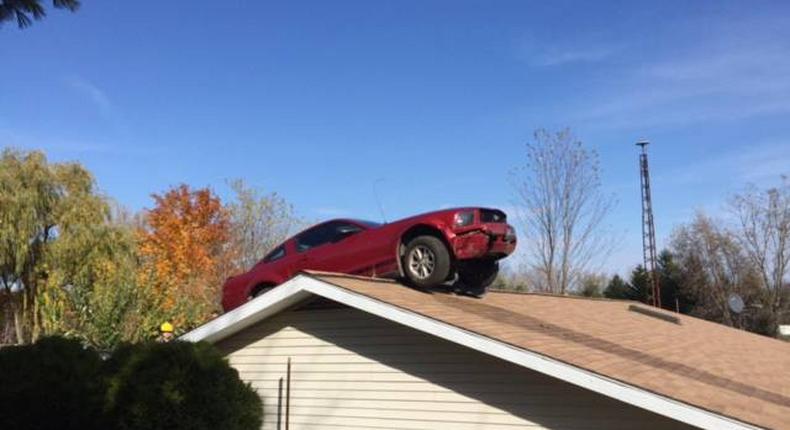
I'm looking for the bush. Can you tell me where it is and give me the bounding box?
[0,337,262,430]
[0,337,107,430]
[105,341,262,430]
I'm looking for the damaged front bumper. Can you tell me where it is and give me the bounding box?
[451,224,517,260]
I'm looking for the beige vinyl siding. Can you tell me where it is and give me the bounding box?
[218,305,691,430]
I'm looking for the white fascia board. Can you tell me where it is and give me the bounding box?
[179,279,312,343]
[181,274,760,430]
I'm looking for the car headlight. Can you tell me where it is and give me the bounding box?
[454,211,475,228]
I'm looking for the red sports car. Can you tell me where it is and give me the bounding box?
[221,207,516,311]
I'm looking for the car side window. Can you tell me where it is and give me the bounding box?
[296,223,335,252]
[329,222,362,242]
[262,245,286,263]
[296,221,363,252]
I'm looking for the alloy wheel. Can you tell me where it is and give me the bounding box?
[408,245,436,279]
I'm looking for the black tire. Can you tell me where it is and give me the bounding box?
[250,285,274,300]
[457,260,499,297]
[402,235,451,288]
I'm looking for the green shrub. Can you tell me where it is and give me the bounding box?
[0,337,262,430]
[105,341,262,430]
[0,337,107,430]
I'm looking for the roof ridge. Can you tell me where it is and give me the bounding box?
[305,271,650,305]
[487,288,638,303]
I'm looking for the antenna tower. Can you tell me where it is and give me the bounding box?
[637,141,661,308]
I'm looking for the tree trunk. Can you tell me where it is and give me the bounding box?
[13,302,24,345]
[31,288,40,342]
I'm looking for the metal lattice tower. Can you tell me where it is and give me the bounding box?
[637,141,661,308]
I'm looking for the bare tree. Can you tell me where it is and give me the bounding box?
[671,212,761,328]
[510,129,616,294]
[224,179,302,273]
[730,177,790,325]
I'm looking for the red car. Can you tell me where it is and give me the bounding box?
[221,207,516,311]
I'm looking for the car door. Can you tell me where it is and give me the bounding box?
[249,240,299,285]
[296,221,372,275]
[265,240,307,281]
[312,222,373,275]
[293,222,339,272]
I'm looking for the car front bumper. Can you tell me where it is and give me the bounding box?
[452,224,516,260]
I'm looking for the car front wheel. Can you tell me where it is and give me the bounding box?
[403,236,451,288]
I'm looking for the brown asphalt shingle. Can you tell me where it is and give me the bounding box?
[310,272,790,430]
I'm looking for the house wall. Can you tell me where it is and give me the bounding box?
[217,304,692,430]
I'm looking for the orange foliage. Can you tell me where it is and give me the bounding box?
[137,185,230,324]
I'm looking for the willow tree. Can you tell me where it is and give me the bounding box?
[1,149,53,343]
[0,149,139,346]
[39,208,143,349]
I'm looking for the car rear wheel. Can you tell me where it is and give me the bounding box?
[457,260,499,297]
[250,285,274,300]
[403,236,451,288]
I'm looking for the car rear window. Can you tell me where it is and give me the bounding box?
[480,209,506,223]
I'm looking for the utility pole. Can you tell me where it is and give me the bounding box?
[637,141,661,308]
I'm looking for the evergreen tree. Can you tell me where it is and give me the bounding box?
[603,274,630,299]
[0,0,79,28]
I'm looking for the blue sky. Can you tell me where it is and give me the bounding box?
[2,1,790,275]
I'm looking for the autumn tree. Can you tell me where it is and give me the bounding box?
[510,129,616,294]
[137,185,230,333]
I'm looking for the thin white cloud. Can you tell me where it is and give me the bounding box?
[65,77,112,115]
[531,45,621,67]
[517,34,623,67]
[0,128,158,156]
[659,142,790,188]
[570,34,790,130]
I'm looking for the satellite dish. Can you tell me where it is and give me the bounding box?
[728,294,745,314]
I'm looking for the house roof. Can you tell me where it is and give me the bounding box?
[183,272,790,430]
